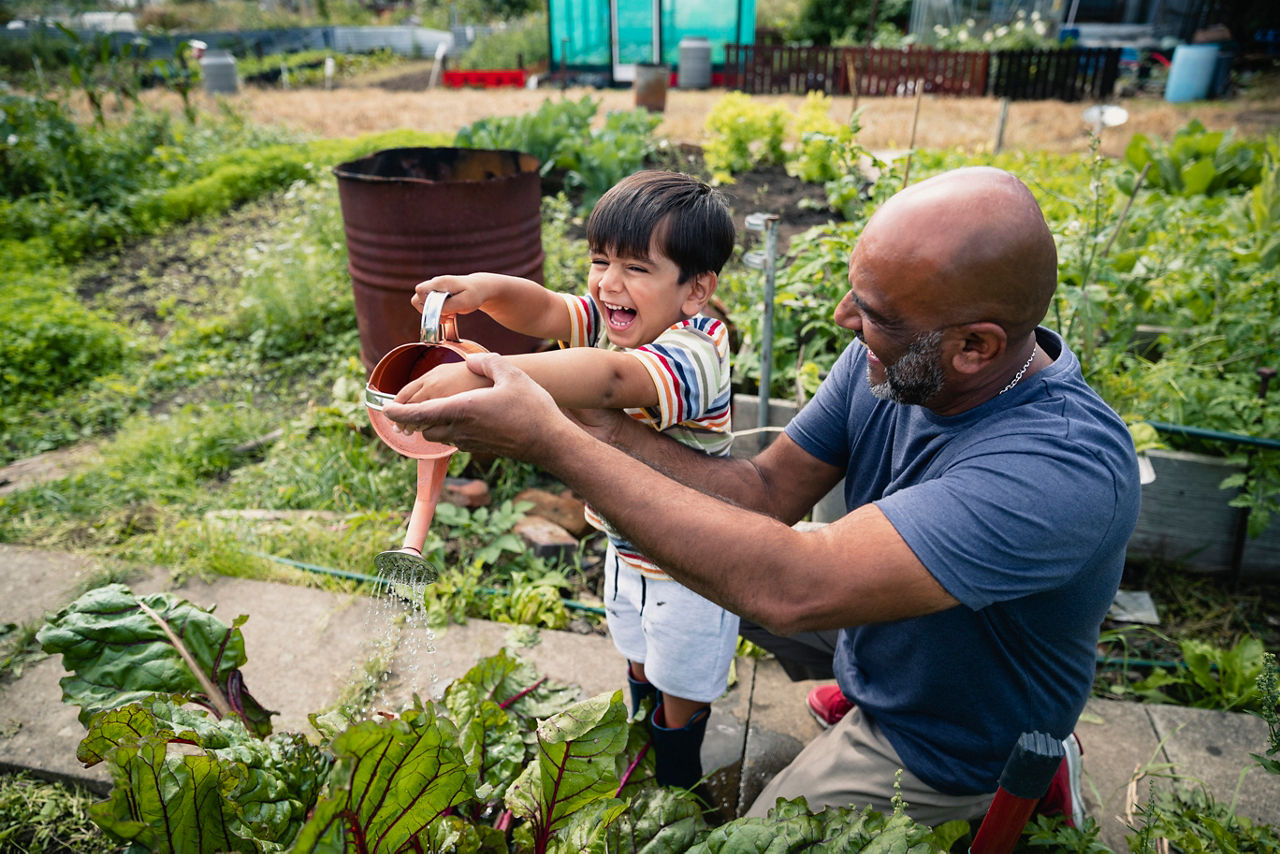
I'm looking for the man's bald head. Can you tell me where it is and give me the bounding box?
[860,167,1058,339]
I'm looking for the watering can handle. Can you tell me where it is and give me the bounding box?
[419,289,460,344]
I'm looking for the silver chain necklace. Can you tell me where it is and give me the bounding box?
[998,345,1037,395]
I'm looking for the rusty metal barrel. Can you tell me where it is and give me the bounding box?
[333,147,547,371]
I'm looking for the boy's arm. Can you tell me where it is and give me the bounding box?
[412,274,572,341]
[394,348,659,410]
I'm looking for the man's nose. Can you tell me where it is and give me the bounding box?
[834,291,861,331]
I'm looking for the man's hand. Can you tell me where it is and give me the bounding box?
[383,353,573,462]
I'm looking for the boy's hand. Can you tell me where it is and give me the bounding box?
[411,275,493,315]
[393,361,493,404]
[385,354,572,463]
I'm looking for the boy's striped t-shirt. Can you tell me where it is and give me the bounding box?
[560,293,733,578]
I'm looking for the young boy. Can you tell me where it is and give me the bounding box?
[394,170,737,791]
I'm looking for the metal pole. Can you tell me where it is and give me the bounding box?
[744,212,781,445]
[758,217,779,436]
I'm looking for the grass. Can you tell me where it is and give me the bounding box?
[0,772,114,853]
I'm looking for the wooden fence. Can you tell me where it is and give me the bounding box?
[988,47,1121,101]
[723,43,1121,101]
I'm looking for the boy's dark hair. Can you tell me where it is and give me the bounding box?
[586,170,735,283]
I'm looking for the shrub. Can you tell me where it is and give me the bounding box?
[701,91,788,183]
[453,12,549,70]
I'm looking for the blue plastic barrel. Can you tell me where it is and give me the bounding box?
[1165,44,1219,102]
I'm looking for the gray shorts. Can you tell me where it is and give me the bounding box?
[603,542,739,704]
[747,704,995,826]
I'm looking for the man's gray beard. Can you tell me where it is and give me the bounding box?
[868,329,945,405]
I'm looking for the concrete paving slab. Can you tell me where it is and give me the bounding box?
[1148,704,1280,824]
[1,545,106,628]
[1078,697,1162,852]
[0,655,112,793]
[166,575,390,738]
[3,547,1275,852]
[0,443,100,498]
[738,660,824,816]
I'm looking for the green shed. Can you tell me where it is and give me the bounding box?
[547,0,755,83]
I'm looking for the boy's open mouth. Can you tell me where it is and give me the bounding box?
[605,302,637,329]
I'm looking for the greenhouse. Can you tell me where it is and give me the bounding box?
[547,0,755,82]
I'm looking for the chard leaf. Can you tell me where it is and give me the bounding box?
[460,646,581,723]
[614,704,657,796]
[79,697,329,851]
[444,680,526,804]
[505,690,629,850]
[527,797,630,853]
[36,583,274,736]
[584,787,708,853]
[89,734,259,853]
[292,703,471,853]
[415,814,508,852]
[688,798,946,853]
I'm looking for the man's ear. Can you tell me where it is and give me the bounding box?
[681,271,718,317]
[948,321,1006,378]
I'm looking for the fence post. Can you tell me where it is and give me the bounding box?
[994,97,1010,153]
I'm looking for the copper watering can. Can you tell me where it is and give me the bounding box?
[365,290,487,581]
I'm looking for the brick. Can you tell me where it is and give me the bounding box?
[442,477,491,509]
[514,488,590,538]
[514,515,578,560]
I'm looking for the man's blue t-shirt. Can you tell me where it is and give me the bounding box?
[785,328,1140,795]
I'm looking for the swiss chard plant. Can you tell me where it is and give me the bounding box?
[38,583,964,852]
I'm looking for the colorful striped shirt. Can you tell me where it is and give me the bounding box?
[560,292,733,579]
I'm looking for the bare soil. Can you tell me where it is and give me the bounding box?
[128,62,1279,249]
[139,59,1280,160]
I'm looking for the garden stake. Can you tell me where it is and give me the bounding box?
[902,79,924,188]
[1099,161,1150,262]
[745,212,781,448]
[1229,365,1276,586]
[846,54,860,115]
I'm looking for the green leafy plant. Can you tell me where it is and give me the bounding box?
[37,583,276,735]
[1125,779,1280,852]
[38,583,967,852]
[454,96,660,213]
[701,91,789,183]
[1123,119,1264,197]
[1128,635,1270,713]
[1250,652,1280,775]
[453,11,549,71]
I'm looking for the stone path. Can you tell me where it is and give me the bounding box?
[2,544,1277,851]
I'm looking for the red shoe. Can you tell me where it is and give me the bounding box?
[1036,733,1086,827]
[806,684,853,729]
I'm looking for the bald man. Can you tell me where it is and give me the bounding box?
[385,167,1141,825]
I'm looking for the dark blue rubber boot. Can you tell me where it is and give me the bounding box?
[627,666,658,718]
[650,702,710,789]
